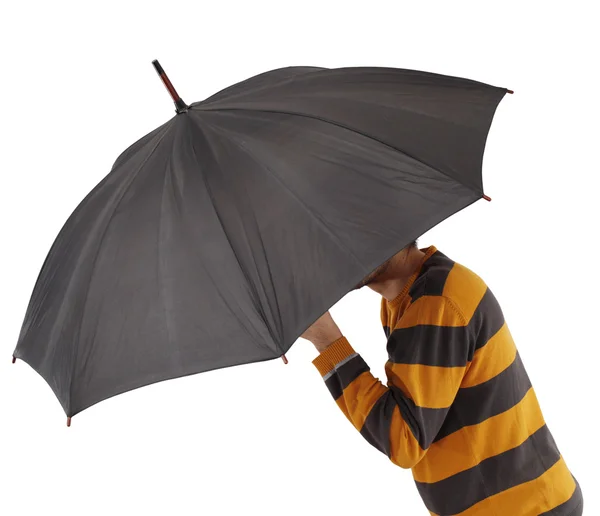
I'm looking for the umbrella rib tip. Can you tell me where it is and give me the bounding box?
[281,354,289,365]
[66,417,72,427]
[12,355,16,364]
[483,194,492,202]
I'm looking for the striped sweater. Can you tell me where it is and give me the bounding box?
[313,246,583,515]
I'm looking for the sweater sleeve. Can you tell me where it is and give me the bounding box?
[312,296,473,469]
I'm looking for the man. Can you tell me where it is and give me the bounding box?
[302,242,583,516]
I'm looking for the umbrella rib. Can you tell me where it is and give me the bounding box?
[68,124,173,413]
[200,107,483,196]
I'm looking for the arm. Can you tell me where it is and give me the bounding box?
[311,297,473,469]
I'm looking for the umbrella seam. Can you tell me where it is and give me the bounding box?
[68,123,173,414]
[195,116,368,274]
[193,132,286,346]
[157,136,177,368]
[197,107,484,195]
[185,117,280,356]
[197,66,326,106]
[207,95,484,131]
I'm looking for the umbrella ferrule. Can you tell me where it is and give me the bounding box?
[152,59,189,114]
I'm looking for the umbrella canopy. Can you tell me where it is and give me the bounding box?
[13,63,510,421]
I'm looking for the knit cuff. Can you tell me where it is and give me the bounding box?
[312,336,356,377]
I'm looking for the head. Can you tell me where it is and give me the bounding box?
[352,239,418,290]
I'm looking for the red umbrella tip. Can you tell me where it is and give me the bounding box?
[281,354,289,365]
[66,417,72,427]
[483,194,492,202]
[12,356,16,364]
[507,89,514,94]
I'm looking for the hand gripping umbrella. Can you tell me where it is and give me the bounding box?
[13,61,512,425]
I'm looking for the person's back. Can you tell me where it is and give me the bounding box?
[310,245,583,515]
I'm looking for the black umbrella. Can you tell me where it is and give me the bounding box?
[13,61,511,425]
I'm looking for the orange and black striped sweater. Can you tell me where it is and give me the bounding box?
[313,246,583,516]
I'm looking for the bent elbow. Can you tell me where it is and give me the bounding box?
[388,424,426,469]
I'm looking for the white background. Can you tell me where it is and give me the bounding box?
[1,1,598,515]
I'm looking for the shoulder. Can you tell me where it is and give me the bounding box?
[410,250,489,323]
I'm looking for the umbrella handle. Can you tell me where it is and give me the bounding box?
[152,60,188,114]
